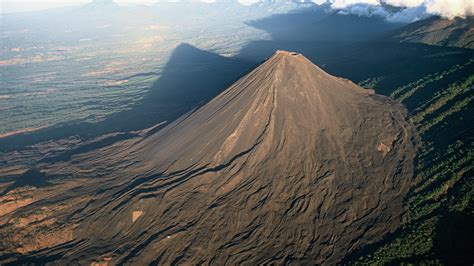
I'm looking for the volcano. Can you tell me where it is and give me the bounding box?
[0,51,417,264]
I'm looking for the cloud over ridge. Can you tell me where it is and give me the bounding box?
[332,0,473,19]
[242,0,473,20]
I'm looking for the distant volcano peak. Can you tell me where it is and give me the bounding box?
[82,0,120,10]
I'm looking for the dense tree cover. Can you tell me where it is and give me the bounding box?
[350,62,474,264]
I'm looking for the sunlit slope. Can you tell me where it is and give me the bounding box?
[0,51,417,264]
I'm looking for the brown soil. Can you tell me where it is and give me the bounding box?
[0,51,417,264]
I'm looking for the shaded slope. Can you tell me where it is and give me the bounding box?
[393,16,474,49]
[0,51,417,264]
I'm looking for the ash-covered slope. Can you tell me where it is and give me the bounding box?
[0,51,417,264]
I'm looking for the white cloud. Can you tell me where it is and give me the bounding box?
[386,5,429,22]
[327,0,473,20]
[383,0,424,8]
[237,0,258,5]
[425,0,474,19]
[330,0,378,9]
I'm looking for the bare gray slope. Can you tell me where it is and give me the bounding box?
[0,51,417,264]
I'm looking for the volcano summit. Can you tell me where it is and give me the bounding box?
[0,51,417,264]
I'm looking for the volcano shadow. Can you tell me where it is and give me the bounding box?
[88,43,254,134]
[237,40,473,95]
[236,9,474,95]
[0,44,254,151]
[248,7,401,42]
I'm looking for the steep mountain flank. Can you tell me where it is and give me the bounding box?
[0,51,417,264]
[393,16,474,49]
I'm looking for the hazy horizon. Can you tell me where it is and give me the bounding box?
[1,0,258,14]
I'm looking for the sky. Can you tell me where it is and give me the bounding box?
[1,0,472,19]
[0,0,149,13]
[1,0,260,13]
